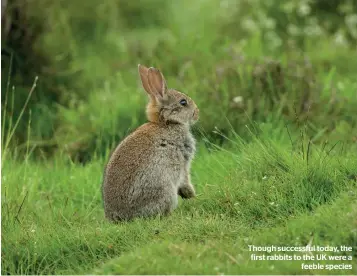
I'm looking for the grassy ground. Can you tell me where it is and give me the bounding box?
[2,126,357,274]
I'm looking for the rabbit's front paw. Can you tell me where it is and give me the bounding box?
[178,185,196,199]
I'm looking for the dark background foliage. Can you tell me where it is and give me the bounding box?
[2,0,357,161]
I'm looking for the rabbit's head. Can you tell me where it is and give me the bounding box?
[138,64,199,126]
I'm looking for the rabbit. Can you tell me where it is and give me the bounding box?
[102,64,199,221]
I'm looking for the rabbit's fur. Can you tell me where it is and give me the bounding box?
[102,65,199,221]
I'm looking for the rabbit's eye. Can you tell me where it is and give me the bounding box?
[179,99,187,106]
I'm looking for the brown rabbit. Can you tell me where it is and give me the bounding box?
[102,64,199,221]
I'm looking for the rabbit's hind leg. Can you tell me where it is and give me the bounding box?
[135,191,178,219]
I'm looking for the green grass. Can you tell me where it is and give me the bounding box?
[2,127,356,274]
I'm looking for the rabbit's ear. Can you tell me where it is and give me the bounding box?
[148,67,168,99]
[138,64,153,97]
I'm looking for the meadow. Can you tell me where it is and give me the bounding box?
[1,0,357,274]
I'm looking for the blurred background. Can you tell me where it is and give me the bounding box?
[2,0,357,162]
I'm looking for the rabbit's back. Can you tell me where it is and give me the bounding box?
[102,123,190,220]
